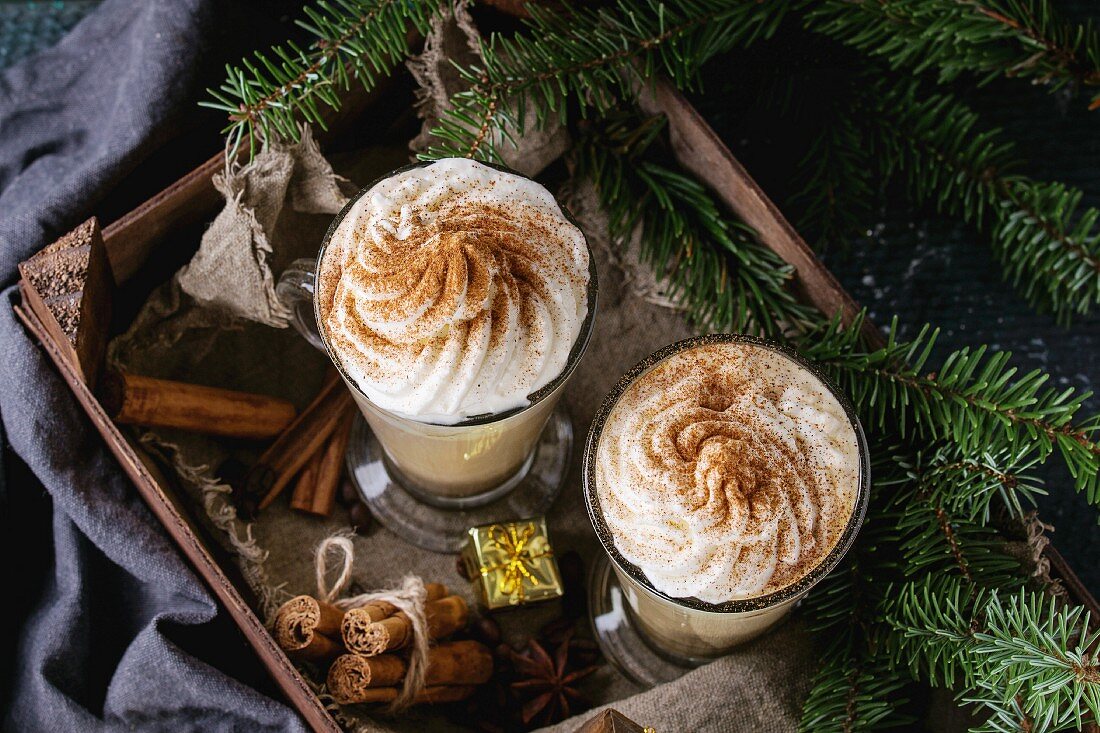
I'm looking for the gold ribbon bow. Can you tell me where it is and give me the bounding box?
[479,523,553,602]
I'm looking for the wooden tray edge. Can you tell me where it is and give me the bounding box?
[12,301,339,733]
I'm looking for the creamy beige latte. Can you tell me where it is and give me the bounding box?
[317,158,590,425]
[595,341,860,604]
[313,159,593,502]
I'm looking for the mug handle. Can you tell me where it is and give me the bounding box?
[276,258,325,350]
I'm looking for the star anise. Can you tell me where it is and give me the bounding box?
[509,630,600,726]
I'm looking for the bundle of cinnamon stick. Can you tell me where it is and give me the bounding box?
[238,369,356,518]
[272,583,492,707]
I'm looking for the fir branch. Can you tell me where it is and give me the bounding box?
[969,591,1100,732]
[884,575,990,689]
[786,73,1100,319]
[804,0,1100,109]
[572,111,817,338]
[787,81,876,250]
[896,442,1045,524]
[863,78,1100,323]
[890,479,1024,588]
[798,447,915,732]
[802,446,908,642]
[201,0,440,157]
[885,577,1100,732]
[423,0,791,161]
[799,650,913,732]
[798,313,1100,508]
[804,439,1086,730]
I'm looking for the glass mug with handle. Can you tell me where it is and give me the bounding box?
[584,335,869,682]
[277,160,597,548]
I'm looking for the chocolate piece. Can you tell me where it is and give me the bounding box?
[18,218,113,386]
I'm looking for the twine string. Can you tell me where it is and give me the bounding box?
[314,533,430,711]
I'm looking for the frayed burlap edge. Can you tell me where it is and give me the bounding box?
[135,433,290,620]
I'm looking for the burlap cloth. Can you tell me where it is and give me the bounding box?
[106,7,815,731]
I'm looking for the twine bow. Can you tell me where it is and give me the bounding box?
[480,523,553,602]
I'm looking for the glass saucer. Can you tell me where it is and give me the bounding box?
[587,554,700,688]
[346,407,573,553]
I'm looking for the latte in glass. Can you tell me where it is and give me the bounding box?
[313,159,595,503]
[585,336,868,660]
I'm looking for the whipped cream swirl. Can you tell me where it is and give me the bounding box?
[595,342,859,603]
[317,159,590,423]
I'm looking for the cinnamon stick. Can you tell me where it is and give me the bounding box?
[244,370,355,513]
[327,640,493,699]
[326,683,476,706]
[272,595,346,664]
[341,583,448,651]
[289,410,354,517]
[288,441,326,514]
[99,370,296,440]
[349,595,468,656]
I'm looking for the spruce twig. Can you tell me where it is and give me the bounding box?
[788,75,1100,322]
[805,0,1100,109]
[201,0,441,157]
[884,578,1100,732]
[799,313,1100,508]
[572,111,818,338]
[423,0,791,161]
[867,79,1100,323]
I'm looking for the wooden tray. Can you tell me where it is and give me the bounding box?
[14,34,1098,733]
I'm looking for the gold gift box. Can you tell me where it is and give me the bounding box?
[461,517,563,609]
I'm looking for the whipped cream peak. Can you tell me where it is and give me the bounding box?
[594,342,860,604]
[317,159,590,423]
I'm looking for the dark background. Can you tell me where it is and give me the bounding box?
[1,0,1095,610]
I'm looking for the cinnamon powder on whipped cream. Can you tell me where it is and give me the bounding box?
[595,342,860,604]
[316,159,589,424]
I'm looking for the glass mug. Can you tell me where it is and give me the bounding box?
[278,161,598,509]
[584,335,870,662]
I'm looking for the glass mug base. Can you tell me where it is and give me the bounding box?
[587,555,696,688]
[587,555,797,689]
[346,408,573,553]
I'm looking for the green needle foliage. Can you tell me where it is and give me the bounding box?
[788,97,876,251]
[804,0,1100,110]
[799,313,1100,508]
[799,650,914,731]
[200,0,441,157]
[800,440,1093,731]
[570,110,818,338]
[869,79,1100,323]
[797,451,914,731]
[884,578,1100,733]
[896,443,1046,524]
[423,0,791,160]
[970,591,1100,732]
